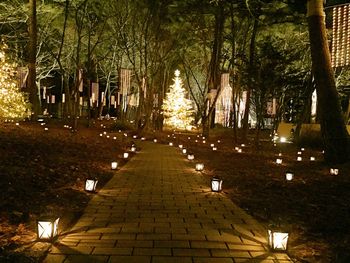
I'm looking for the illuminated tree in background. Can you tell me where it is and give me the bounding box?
[0,44,30,120]
[162,70,194,129]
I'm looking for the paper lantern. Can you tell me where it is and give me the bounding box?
[133,135,137,139]
[178,144,183,149]
[123,152,129,159]
[276,159,282,164]
[297,151,302,155]
[297,156,302,161]
[153,139,157,143]
[211,177,223,192]
[169,142,173,146]
[210,143,215,147]
[141,137,146,141]
[85,178,98,192]
[285,172,294,181]
[330,168,339,175]
[310,156,315,161]
[111,162,118,170]
[182,148,187,154]
[280,137,287,143]
[268,228,289,251]
[187,154,194,160]
[131,146,136,152]
[37,217,59,240]
[278,153,282,157]
[237,148,242,153]
[195,163,204,172]
[212,147,217,151]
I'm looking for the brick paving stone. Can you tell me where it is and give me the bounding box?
[193,258,234,263]
[43,142,293,262]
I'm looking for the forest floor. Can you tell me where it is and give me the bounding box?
[0,120,349,262]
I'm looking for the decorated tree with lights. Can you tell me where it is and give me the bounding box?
[0,45,30,120]
[162,70,194,129]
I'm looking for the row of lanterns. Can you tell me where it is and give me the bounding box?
[37,132,138,241]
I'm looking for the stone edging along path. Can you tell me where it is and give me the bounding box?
[44,141,293,263]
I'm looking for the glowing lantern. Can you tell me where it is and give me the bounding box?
[44,127,48,131]
[85,178,98,192]
[106,135,110,138]
[123,152,129,159]
[113,137,117,140]
[310,156,315,161]
[285,172,294,181]
[268,228,289,251]
[131,146,136,152]
[202,140,206,144]
[301,148,305,151]
[297,156,302,161]
[37,217,59,240]
[99,133,103,137]
[187,154,194,160]
[141,137,146,141]
[182,148,187,154]
[133,135,137,139]
[278,153,282,157]
[153,139,157,143]
[195,163,204,171]
[237,148,242,153]
[212,147,217,151]
[241,144,245,147]
[169,142,173,146]
[234,147,239,151]
[330,168,339,175]
[111,162,118,170]
[297,151,302,155]
[280,137,287,143]
[103,131,107,135]
[210,143,215,147]
[178,144,183,149]
[211,177,223,192]
[276,159,282,165]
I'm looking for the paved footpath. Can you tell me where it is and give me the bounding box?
[44,142,293,263]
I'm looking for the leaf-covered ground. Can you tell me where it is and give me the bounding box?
[0,120,132,262]
[0,122,349,262]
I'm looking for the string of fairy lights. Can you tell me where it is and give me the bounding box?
[331,3,350,68]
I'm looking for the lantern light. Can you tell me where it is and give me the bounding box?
[330,168,339,175]
[153,139,157,143]
[301,148,305,151]
[276,159,282,164]
[141,137,146,141]
[113,137,117,140]
[241,144,245,147]
[297,151,302,155]
[169,142,173,146]
[211,177,223,192]
[237,148,242,153]
[310,156,315,161]
[85,178,98,192]
[278,153,282,157]
[280,137,287,143]
[285,172,294,181]
[210,143,215,147]
[188,137,191,140]
[217,140,221,143]
[187,154,194,160]
[212,147,217,151]
[103,131,107,135]
[99,133,103,137]
[297,156,302,161]
[111,161,118,170]
[106,135,110,138]
[202,140,206,144]
[123,152,129,159]
[131,146,136,152]
[234,147,239,151]
[178,144,183,149]
[268,228,289,251]
[195,163,204,171]
[37,217,59,240]
[16,122,19,126]
[44,127,48,131]
[182,148,187,154]
[195,140,198,143]
[133,135,137,139]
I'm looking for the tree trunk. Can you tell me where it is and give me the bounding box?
[307,0,349,163]
[242,19,258,141]
[28,0,40,119]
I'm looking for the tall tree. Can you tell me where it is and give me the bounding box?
[307,0,349,163]
[28,0,40,118]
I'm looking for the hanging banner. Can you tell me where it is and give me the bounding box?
[91,82,99,103]
[17,67,28,89]
[120,68,131,95]
[51,95,55,104]
[332,4,350,67]
[78,69,83,92]
[221,73,230,89]
[110,95,115,106]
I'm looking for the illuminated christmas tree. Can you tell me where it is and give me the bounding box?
[162,70,194,129]
[0,44,30,120]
